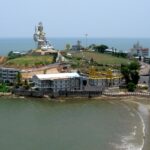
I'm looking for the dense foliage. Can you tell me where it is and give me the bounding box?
[121,61,140,91]
[127,82,136,92]
[0,83,9,92]
[8,51,21,59]
[94,45,108,53]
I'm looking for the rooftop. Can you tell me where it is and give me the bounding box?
[0,67,20,71]
[35,72,80,80]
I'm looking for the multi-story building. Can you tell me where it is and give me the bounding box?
[88,77,121,88]
[129,42,150,57]
[0,67,20,83]
[141,48,150,57]
[71,40,83,51]
[32,72,82,93]
[143,57,150,64]
[32,72,123,95]
[129,42,142,56]
[142,48,150,64]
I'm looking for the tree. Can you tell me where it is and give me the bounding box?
[65,44,71,51]
[130,71,140,85]
[139,56,142,61]
[0,83,9,92]
[95,45,108,53]
[128,61,140,70]
[121,61,140,91]
[127,82,136,92]
[23,79,30,89]
[88,44,96,49]
[16,72,22,86]
[8,51,21,59]
[43,69,47,74]
[121,64,130,84]
[90,57,94,64]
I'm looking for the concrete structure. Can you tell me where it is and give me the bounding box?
[32,71,122,95]
[142,48,150,57]
[0,67,20,83]
[32,73,82,93]
[129,42,150,57]
[56,52,68,63]
[129,42,142,56]
[143,57,150,64]
[88,78,121,88]
[72,40,83,51]
[148,70,150,92]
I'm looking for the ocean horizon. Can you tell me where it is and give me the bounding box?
[0,37,150,56]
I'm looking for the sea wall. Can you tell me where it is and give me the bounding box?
[103,92,150,97]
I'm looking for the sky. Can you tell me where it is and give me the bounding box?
[0,0,150,38]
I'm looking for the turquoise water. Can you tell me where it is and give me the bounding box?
[0,98,145,150]
[0,38,150,56]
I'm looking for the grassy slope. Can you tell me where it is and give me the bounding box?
[72,51,129,64]
[4,55,53,68]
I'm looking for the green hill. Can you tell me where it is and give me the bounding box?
[4,55,54,69]
[72,51,129,64]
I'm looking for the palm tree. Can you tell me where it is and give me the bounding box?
[16,72,22,86]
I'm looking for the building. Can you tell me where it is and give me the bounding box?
[129,41,142,56]
[143,57,150,64]
[71,40,83,51]
[32,72,82,93]
[142,48,150,57]
[143,49,150,64]
[0,67,20,83]
[129,42,150,57]
[88,78,120,87]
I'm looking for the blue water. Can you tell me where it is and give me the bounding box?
[0,37,150,56]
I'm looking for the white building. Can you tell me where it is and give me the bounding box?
[129,41,142,56]
[142,48,150,57]
[129,42,150,57]
[32,73,82,93]
[0,67,20,83]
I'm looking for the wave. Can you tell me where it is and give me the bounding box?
[110,103,145,150]
[110,126,144,150]
[135,111,145,150]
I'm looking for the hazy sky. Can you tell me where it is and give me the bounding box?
[0,0,150,38]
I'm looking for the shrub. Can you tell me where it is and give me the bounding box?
[127,82,136,92]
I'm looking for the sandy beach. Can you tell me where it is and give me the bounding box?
[121,97,150,150]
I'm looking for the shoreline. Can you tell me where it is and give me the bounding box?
[1,91,150,100]
[121,98,150,150]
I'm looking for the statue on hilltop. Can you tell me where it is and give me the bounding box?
[33,22,53,50]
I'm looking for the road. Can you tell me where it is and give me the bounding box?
[139,62,150,75]
[21,63,61,73]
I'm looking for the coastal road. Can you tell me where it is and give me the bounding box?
[21,63,61,73]
[139,62,150,76]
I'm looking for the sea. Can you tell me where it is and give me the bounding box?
[0,98,149,150]
[0,37,150,56]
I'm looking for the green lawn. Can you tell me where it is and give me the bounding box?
[5,55,54,68]
[72,51,129,65]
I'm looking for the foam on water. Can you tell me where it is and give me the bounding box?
[110,126,143,150]
[134,110,145,150]
[110,103,146,150]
